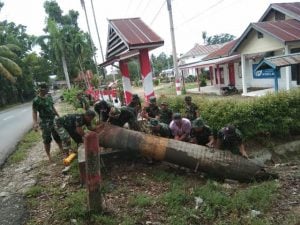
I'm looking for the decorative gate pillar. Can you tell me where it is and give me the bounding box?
[119,60,133,105]
[139,49,155,102]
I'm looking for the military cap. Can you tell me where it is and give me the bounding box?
[184,96,192,101]
[192,118,204,128]
[148,118,159,127]
[173,113,182,120]
[149,96,156,103]
[109,107,121,117]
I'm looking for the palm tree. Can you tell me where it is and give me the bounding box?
[34,19,71,89]
[0,44,22,83]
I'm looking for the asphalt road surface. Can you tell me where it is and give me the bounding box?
[0,103,32,166]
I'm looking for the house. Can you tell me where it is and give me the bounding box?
[178,40,241,88]
[178,43,223,77]
[230,2,300,95]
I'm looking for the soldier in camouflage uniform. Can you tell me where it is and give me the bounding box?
[148,118,171,138]
[216,124,249,158]
[76,92,89,111]
[157,101,173,125]
[128,94,142,117]
[94,100,113,122]
[184,96,199,121]
[190,118,214,147]
[32,83,62,161]
[141,96,160,120]
[54,110,96,156]
[108,106,139,131]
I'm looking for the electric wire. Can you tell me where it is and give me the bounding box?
[177,0,225,28]
[150,0,166,25]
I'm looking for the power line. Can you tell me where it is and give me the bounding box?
[177,0,225,28]
[125,0,134,17]
[132,0,144,16]
[150,0,166,25]
[140,0,152,17]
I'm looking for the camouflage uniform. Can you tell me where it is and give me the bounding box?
[155,123,172,138]
[158,108,173,125]
[78,96,89,110]
[185,102,199,121]
[110,106,139,130]
[54,114,91,151]
[94,100,112,122]
[191,125,213,146]
[148,119,171,138]
[217,126,243,155]
[145,105,160,118]
[32,95,60,144]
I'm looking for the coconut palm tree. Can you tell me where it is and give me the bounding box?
[0,44,22,83]
[34,19,71,89]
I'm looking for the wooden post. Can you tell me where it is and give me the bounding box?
[84,131,102,213]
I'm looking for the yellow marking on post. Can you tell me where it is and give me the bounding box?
[139,135,168,160]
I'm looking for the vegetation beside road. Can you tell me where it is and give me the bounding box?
[8,130,41,164]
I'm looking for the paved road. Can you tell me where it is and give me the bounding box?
[0,103,32,166]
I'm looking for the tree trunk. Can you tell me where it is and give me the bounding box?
[61,53,71,89]
[96,124,278,182]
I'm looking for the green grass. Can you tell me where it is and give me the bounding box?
[128,193,153,207]
[192,180,278,222]
[8,130,41,164]
[25,185,43,197]
[90,214,117,225]
[56,189,87,220]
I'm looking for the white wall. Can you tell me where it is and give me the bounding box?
[238,30,283,55]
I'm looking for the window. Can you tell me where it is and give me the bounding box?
[257,31,263,39]
[275,11,285,21]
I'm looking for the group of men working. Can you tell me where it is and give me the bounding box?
[32,83,248,162]
[93,94,248,159]
[32,84,96,161]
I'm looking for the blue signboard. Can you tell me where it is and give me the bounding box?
[252,64,280,79]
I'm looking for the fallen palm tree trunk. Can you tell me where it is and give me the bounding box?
[96,124,278,181]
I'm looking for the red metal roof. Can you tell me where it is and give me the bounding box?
[181,43,223,58]
[259,2,300,22]
[202,40,238,60]
[109,18,164,48]
[230,19,300,54]
[104,18,164,61]
[253,19,300,42]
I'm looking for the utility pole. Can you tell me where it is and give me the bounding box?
[80,0,100,77]
[90,0,105,63]
[166,0,181,95]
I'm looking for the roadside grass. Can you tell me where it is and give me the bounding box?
[128,193,153,207]
[25,156,283,225]
[8,129,41,164]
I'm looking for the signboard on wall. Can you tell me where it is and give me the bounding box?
[252,64,280,79]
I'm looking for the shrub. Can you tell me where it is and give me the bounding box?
[162,89,300,139]
[153,79,160,86]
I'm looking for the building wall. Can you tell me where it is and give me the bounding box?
[238,30,283,54]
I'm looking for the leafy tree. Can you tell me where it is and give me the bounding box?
[0,44,22,82]
[36,0,96,87]
[206,33,235,45]
[151,52,173,76]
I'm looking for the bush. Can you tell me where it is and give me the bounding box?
[161,89,300,139]
[62,87,82,108]
[200,76,207,87]
[153,79,160,86]
[185,75,196,83]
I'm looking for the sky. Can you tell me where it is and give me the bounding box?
[0,0,295,64]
